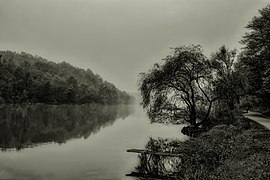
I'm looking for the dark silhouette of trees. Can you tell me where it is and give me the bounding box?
[139,45,220,131]
[0,51,134,105]
[211,46,244,111]
[238,5,270,108]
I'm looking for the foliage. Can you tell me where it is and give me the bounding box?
[238,4,270,108]
[0,51,134,105]
[139,45,219,128]
[132,4,270,179]
[210,45,244,111]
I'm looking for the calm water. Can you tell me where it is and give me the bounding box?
[0,104,187,180]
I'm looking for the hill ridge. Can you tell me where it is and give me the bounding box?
[0,50,134,104]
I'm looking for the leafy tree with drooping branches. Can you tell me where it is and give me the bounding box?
[139,45,220,132]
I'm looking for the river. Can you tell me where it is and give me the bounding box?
[0,104,187,180]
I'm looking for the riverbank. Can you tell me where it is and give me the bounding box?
[134,115,270,179]
[176,115,270,179]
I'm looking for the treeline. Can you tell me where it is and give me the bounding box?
[0,51,134,104]
[207,5,270,115]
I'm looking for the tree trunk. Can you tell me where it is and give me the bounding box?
[190,105,197,126]
[196,100,214,127]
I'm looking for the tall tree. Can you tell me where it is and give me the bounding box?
[139,45,219,130]
[211,45,243,110]
[239,5,270,106]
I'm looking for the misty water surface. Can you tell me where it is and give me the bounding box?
[0,104,187,180]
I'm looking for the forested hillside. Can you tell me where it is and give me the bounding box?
[0,50,134,104]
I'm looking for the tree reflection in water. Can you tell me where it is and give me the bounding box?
[0,104,134,151]
[132,137,221,179]
[133,138,183,179]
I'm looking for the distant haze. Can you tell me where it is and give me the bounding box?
[0,0,268,92]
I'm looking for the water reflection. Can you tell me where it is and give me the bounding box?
[130,138,183,179]
[0,104,134,150]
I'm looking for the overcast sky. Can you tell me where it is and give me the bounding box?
[0,0,268,92]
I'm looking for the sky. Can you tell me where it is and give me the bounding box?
[0,0,269,92]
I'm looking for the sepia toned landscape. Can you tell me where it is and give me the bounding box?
[0,1,270,179]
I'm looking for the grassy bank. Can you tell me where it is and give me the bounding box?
[136,115,270,179]
[177,116,270,179]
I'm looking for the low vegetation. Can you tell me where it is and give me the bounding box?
[136,116,270,179]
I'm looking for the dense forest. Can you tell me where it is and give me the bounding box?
[0,51,134,104]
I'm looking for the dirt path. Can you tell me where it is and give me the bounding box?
[244,111,270,130]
